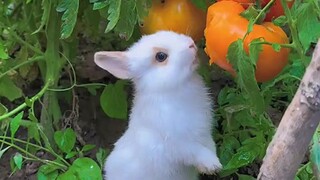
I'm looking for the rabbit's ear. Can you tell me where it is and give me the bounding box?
[94,51,131,79]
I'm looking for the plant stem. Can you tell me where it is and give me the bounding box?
[0,56,43,79]
[7,28,43,55]
[0,139,67,169]
[0,135,71,166]
[252,41,295,49]
[253,0,276,24]
[0,79,52,121]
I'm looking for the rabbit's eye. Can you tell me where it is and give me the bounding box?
[155,52,168,62]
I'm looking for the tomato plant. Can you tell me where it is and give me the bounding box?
[205,1,290,82]
[140,0,207,41]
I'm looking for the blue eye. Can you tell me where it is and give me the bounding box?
[155,52,168,62]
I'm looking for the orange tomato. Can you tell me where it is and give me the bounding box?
[140,0,207,42]
[205,1,290,82]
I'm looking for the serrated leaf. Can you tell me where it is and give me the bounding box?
[57,157,102,180]
[13,153,23,169]
[227,39,265,114]
[54,128,76,153]
[82,144,96,152]
[295,2,320,53]
[0,42,9,60]
[113,0,137,40]
[0,75,23,101]
[100,80,128,120]
[104,0,121,33]
[190,0,207,10]
[136,0,152,23]
[93,1,108,10]
[0,103,8,116]
[271,43,281,52]
[10,112,23,138]
[96,148,109,168]
[56,0,79,39]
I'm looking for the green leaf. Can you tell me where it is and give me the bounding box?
[224,144,260,170]
[32,0,50,34]
[56,0,79,39]
[82,144,96,152]
[37,164,59,180]
[0,103,8,116]
[113,0,137,40]
[96,148,109,168]
[28,123,41,144]
[227,39,265,114]
[238,174,256,180]
[219,135,241,165]
[54,128,76,153]
[104,0,121,33]
[273,16,287,26]
[13,153,23,169]
[10,112,23,138]
[136,0,152,24]
[0,146,11,159]
[57,157,102,180]
[190,0,207,10]
[100,80,128,120]
[65,151,77,159]
[0,42,9,60]
[0,75,23,101]
[295,2,320,53]
[249,38,263,66]
[311,126,320,176]
[93,1,108,10]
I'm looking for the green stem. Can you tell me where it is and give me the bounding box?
[252,41,295,49]
[0,79,52,121]
[0,139,67,169]
[7,28,43,55]
[280,0,306,60]
[0,56,43,79]
[0,135,71,166]
[253,0,276,24]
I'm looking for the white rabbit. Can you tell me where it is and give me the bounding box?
[94,31,222,180]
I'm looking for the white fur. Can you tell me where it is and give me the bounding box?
[95,31,222,180]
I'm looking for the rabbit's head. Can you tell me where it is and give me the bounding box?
[94,31,198,92]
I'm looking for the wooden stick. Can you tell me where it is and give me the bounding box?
[258,40,320,180]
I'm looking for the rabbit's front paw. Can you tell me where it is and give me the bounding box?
[195,149,222,175]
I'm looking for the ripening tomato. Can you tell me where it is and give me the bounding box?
[140,0,207,42]
[205,1,290,82]
[217,0,294,21]
[263,0,294,21]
